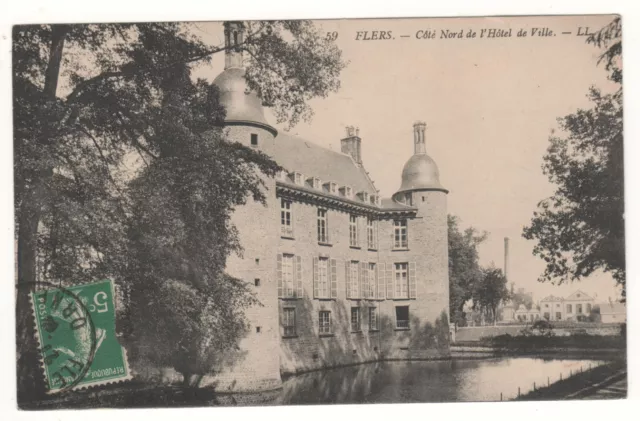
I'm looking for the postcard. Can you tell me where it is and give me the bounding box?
[13,15,625,409]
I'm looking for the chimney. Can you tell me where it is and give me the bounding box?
[341,125,362,164]
[413,121,427,154]
[504,237,510,282]
[224,21,245,69]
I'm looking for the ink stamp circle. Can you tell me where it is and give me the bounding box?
[30,279,131,393]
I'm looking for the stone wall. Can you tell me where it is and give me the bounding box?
[277,188,450,375]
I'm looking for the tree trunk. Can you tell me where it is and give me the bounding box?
[15,24,70,405]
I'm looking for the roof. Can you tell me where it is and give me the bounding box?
[274,133,378,196]
[598,302,626,315]
[565,290,594,302]
[213,67,276,135]
[397,153,447,194]
[380,198,417,211]
[540,295,563,302]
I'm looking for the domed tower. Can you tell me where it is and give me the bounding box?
[393,122,450,337]
[208,21,281,392]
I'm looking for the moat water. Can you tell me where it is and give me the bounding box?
[274,357,605,404]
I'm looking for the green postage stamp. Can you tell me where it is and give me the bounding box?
[31,279,131,393]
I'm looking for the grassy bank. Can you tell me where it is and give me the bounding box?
[514,359,626,401]
[456,333,626,351]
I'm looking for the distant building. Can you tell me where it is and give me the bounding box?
[515,304,540,322]
[599,302,626,323]
[501,301,515,322]
[540,290,594,321]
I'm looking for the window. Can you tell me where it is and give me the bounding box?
[254,278,260,287]
[319,311,332,334]
[367,218,377,249]
[394,219,408,248]
[250,133,258,146]
[351,307,361,332]
[543,312,550,320]
[556,312,562,320]
[369,307,378,330]
[367,263,377,299]
[317,209,329,243]
[282,254,295,298]
[577,304,583,314]
[586,303,592,313]
[349,261,360,298]
[396,306,409,329]
[317,257,329,298]
[567,304,572,313]
[394,263,409,299]
[293,172,304,186]
[283,308,296,337]
[349,215,359,247]
[404,192,412,206]
[280,199,293,237]
[544,304,549,308]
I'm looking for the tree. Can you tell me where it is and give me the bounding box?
[511,288,534,311]
[120,66,281,385]
[14,21,345,401]
[472,266,510,326]
[448,215,487,326]
[522,17,624,299]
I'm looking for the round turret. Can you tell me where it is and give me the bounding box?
[213,67,277,136]
[397,153,445,193]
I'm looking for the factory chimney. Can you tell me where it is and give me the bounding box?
[504,237,510,282]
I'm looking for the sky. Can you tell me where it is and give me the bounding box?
[190,15,622,304]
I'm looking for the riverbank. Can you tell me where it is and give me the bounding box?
[22,355,613,409]
[513,359,626,401]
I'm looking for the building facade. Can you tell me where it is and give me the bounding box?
[539,290,594,321]
[207,22,451,392]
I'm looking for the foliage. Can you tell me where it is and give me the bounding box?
[522,17,624,299]
[14,21,344,400]
[486,332,625,351]
[241,21,347,127]
[510,287,534,311]
[448,215,487,325]
[531,319,554,337]
[471,266,509,326]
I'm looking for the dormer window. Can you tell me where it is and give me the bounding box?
[370,195,379,206]
[330,182,338,194]
[340,186,353,198]
[291,172,304,186]
[308,177,322,190]
[279,170,289,181]
[358,191,369,203]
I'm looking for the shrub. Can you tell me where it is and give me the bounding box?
[531,320,554,337]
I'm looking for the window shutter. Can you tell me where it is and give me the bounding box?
[360,261,367,299]
[277,254,283,298]
[386,263,394,299]
[313,257,319,298]
[345,261,351,299]
[330,259,338,299]
[377,263,385,300]
[409,261,417,299]
[295,255,303,298]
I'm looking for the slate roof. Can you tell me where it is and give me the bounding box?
[540,295,563,302]
[564,290,594,302]
[274,133,378,196]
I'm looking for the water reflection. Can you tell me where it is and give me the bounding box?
[277,358,604,404]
